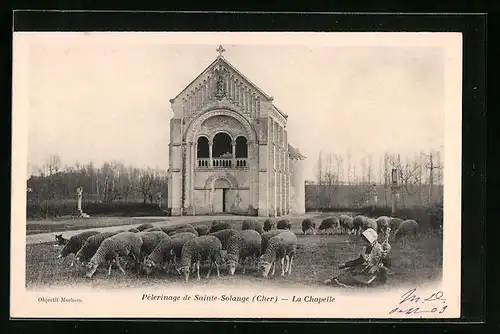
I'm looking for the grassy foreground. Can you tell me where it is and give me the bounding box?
[26,217,442,289]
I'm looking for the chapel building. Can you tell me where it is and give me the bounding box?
[167,46,306,217]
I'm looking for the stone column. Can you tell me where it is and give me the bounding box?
[76,187,83,215]
[209,142,213,168]
[232,140,236,167]
[185,142,192,208]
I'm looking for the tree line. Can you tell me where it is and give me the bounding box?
[309,150,444,209]
[27,154,168,205]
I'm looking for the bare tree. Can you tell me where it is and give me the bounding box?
[347,153,352,185]
[389,154,421,207]
[335,154,344,185]
[367,154,373,185]
[45,154,62,176]
[139,168,155,204]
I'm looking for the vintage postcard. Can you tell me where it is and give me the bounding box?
[11,31,462,319]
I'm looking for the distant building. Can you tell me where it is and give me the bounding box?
[167,46,306,217]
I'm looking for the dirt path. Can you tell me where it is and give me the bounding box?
[26,214,314,245]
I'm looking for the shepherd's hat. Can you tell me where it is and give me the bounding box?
[361,228,378,244]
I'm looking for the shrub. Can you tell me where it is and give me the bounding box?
[27,201,167,219]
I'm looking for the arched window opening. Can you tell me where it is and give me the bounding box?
[197,137,209,158]
[197,136,209,167]
[235,136,248,158]
[212,132,232,158]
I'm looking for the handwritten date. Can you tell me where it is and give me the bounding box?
[389,288,448,315]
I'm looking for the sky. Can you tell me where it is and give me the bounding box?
[16,32,451,181]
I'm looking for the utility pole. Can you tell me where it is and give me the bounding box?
[422,151,443,205]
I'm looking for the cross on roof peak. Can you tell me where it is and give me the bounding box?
[216,45,226,57]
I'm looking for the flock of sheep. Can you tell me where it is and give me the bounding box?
[55,214,419,282]
[300,214,419,239]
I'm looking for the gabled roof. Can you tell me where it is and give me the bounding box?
[171,54,289,119]
[288,144,306,159]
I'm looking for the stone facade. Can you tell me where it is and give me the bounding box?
[167,48,306,217]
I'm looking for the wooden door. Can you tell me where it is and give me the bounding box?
[213,189,223,213]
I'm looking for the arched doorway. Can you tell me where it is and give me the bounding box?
[212,178,232,213]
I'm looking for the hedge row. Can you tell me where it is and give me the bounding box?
[27,201,169,219]
[358,203,443,231]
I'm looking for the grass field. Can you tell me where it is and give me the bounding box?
[25,216,443,290]
[26,217,170,235]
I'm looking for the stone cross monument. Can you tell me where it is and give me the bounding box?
[76,186,90,218]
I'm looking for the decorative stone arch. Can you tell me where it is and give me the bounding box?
[196,134,210,141]
[210,130,234,143]
[185,108,258,145]
[204,173,239,190]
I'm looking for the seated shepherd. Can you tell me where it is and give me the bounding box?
[324,228,391,287]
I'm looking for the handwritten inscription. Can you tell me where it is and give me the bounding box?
[389,288,448,315]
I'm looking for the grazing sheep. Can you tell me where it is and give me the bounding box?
[168,226,198,237]
[208,229,239,250]
[58,230,101,266]
[75,231,120,264]
[194,224,210,236]
[389,217,404,233]
[128,228,141,233]
[159,223,193,235]
[376,216,391,235]
[242,219,264,234]
[143,227,165,233]
[394,220,419,238]
[339,215,354,234]
[177,236,223,281]
[352,215,366,235]
[137,231,170,259]
[276,219,292,230]
[301,218,316,235]
[135,223,154,231]
[54,234,69,246]
[258,230,297,278]
[143,232,196,275]
[261,230,287,254]
[209,221,232,233]
[226,230,262,275]
[363,217,378,232]
[263,219,276,232]
[318,217,339,235]
[85,232,143,278]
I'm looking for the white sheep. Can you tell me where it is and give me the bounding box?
[75,231,120,265]
[260,230,287,254]
[338,215,354,234]
[226,230,262,275]
[137,231,170,260]
[258,230,297,278]
[177,236,223,281]
[208,228,239,250]
[85,232,143,278]
[58,230,100,267]
[376,216,391,235]
[143,232,197,275]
